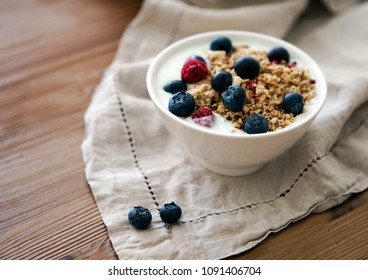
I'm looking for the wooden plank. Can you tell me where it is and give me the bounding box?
[0,0,141,260]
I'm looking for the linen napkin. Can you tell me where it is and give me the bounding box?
[81,0,368,259]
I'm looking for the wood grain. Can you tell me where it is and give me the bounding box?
[0,0,140,260]
[0,0,367,260]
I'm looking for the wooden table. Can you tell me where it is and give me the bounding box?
[0,0,367,260]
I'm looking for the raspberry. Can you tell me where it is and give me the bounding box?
[192,107,215,128]
[247,79,258,94]
[181,59,208,83]
[192,107,212,118]
[287,61,297,68]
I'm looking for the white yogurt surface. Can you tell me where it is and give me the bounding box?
[155,38,317,135]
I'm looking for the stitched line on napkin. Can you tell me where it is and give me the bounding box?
[242,176,364,256]
[113,75,160,210]
[109,4,183,211]
[182,157,323,223]
[182,116,368,224]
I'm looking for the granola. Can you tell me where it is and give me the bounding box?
[188,44,316,132]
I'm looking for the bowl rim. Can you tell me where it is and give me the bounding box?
[146,30,327,139]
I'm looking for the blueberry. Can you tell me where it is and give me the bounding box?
[211,71,233,93]
[128,206,152,229]
[234,56,260,80]
[163,79,187,94]
[244,114,269,134]
[159,202,182,224]
[282,92,304,115]
[267,47,290,63]
[189,55,206,64]
[210,36,233,54]
[222,85,246,112]
[168,91,195,117]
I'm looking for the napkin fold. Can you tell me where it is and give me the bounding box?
[81,0,368,259]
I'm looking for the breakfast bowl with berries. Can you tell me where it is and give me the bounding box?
[146,30,327,176]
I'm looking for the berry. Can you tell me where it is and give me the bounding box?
[192,107,215,128]
[189,55,206,64]
[210,36,233,54]
[267,47,290,63]
[282,92,304,115]
[222,85,246,111]
[128,206,152,229]
[234,56,260,80]
[181,58,208,83]
[287,61,297,68]
[168,91,195,117]
[159,202,182,224]
[244,114,269,134]
[163,79,187,94]
[247,79,258,94]
[211,71,233,93]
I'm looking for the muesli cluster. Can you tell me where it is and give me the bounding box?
[163,36,316,134]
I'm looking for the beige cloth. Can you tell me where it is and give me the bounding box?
[81,0,368,259]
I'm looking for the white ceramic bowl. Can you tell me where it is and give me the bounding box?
[146,30,327,176]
